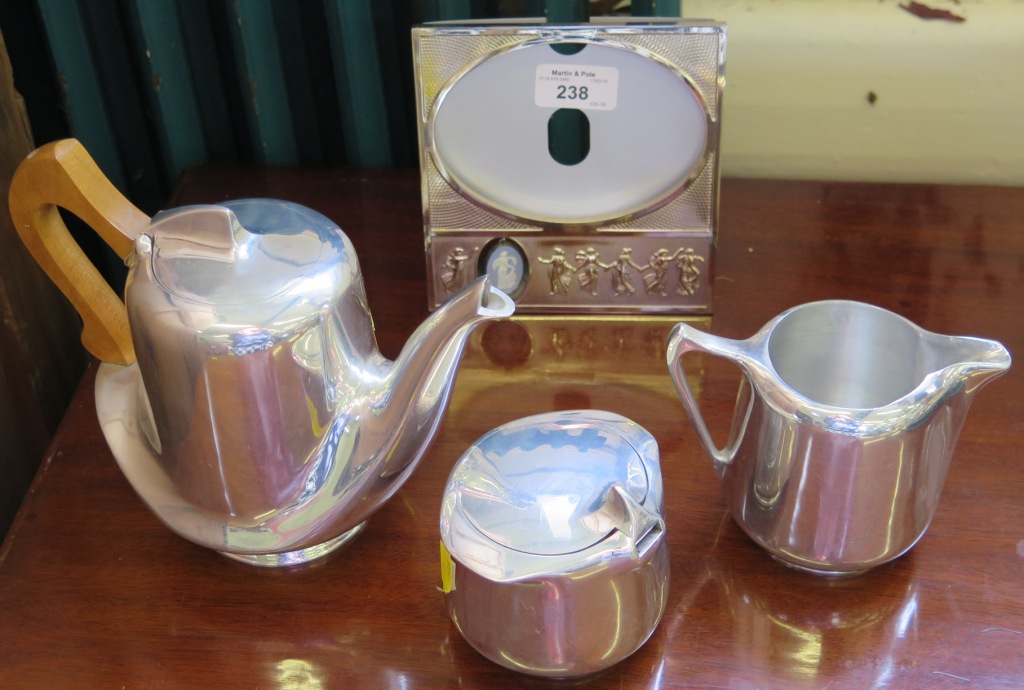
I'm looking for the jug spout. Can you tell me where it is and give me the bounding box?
[375,276,514,474]
[935,335,1012,396]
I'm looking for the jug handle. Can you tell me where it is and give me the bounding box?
[8,139,150,365]
[666,323,752,467]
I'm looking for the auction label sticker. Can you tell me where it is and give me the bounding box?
[440,540,455,593]
[535,64,619,111]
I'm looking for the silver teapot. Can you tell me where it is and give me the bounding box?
[10,139,515,566]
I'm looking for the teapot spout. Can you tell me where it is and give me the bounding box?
[375,276,514,475]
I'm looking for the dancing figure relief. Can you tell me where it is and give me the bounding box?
[674,247,705,296]
[537,247,573,295]
[440,247,471,294]
[600,248,645,296]
[490,248,520,292]
[643,248,673,297]
[575,247,602,296]
[533,245,704,299]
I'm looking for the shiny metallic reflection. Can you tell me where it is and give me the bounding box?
[441,411,668,678]
[274,658,324,690]
[382,669,413,690]
[710,553,920,686]
[97,200,515,566]
[668,300,1010,573]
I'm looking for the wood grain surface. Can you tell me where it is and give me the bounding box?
[0,169,1020,689]
[0,39,87,542]
[8,139,149,366]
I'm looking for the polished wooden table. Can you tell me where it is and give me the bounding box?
[2,170,1021,688]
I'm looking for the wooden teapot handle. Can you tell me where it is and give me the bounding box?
[8,139,151,365]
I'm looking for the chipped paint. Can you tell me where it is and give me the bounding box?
[901,1,967,22]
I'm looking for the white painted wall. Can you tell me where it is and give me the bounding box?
[682,0,1024,185]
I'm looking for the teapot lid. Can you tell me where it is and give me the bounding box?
[144,199,350,308]
[440,410,664,582]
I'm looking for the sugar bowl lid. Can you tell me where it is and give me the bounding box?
[440,410,664,582]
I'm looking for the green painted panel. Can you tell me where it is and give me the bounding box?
[524,0,546,17]
[223,0,298,165]
[272,1,327,165]
[77,0,163,212]
[323,0,392,167]
[433,0,472,21]
[35,0,125,189]
[125,0,207,183]
[631,0,682,17]
[177,0,238,163]
[370,1,415,167]
[546,0,589,23]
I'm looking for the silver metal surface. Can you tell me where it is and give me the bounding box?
[667,300,1011,575]
[97,200,515,566]
[440,410,667,678]
[413,21,726,313]
[427,37,712,226]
